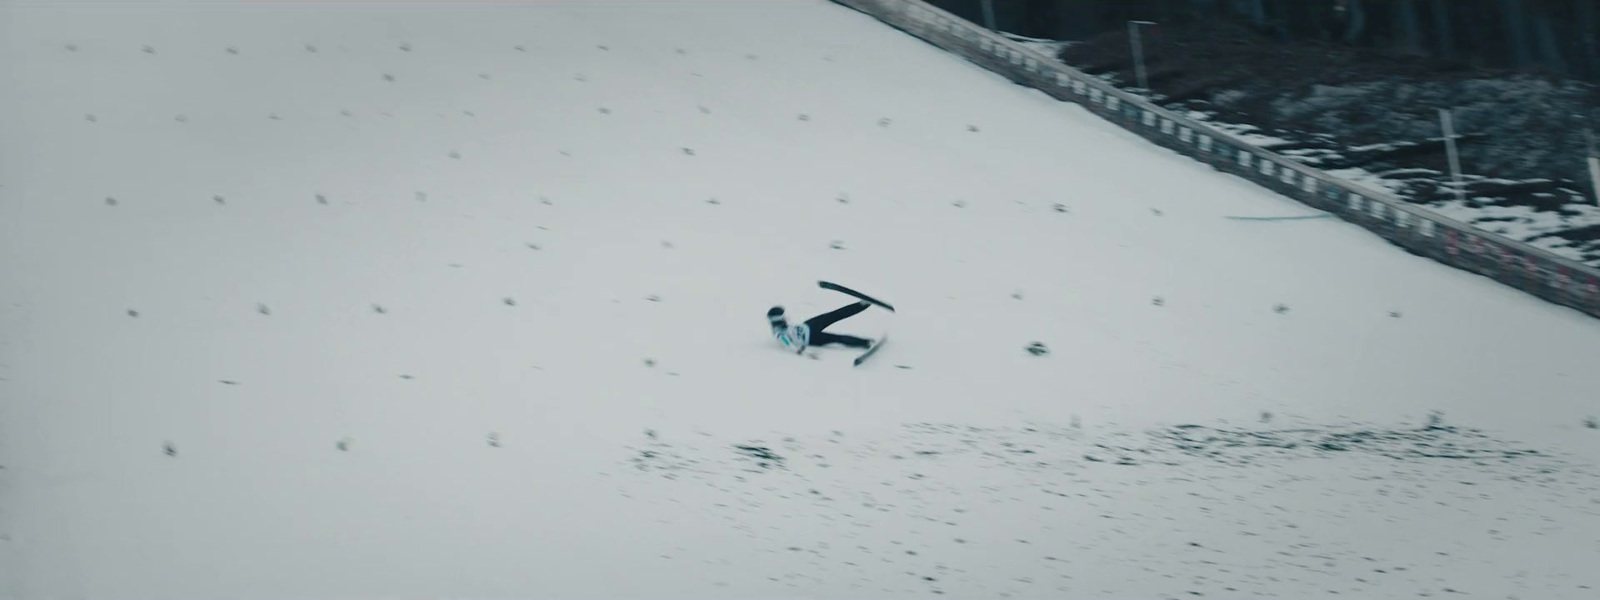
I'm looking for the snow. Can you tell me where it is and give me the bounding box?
[4,1,1600,598]
[999,32,1073,57]
[1183,110,1297,148]
[1429,199,1600,262]
[1207,123,1296,148]
[1324,167,1415,196]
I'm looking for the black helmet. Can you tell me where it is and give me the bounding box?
[767,306,786,324]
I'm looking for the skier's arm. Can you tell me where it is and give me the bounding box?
[773,324,809,355]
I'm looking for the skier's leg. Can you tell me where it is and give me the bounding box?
[808,332,873,348]
[804,301,869,333]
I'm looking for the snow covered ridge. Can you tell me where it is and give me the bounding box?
[834,0,1600,319]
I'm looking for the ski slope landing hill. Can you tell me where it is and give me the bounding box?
[3,1,1598,597]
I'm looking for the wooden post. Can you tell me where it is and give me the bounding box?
[1439,108,1467,205]
[1586,126,1600,206]
[1129,21,1157,93]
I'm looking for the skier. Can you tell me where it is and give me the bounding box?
[768,301,874,354]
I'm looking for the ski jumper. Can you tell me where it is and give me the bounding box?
[772,301,873,353]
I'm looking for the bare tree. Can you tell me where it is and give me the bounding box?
[1579,0,1600,78]
[1430,0,1456,59]
[1503,0,1533,68]
[1396,0,1423,54]
[1235,0,1268,26]
[1530,1,1569,74]
[1342,0,1369,44]
[1020,0,1059,39]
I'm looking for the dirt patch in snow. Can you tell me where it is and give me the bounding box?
[619,420,1598,596]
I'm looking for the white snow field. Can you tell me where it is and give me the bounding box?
[4,1,1600,598]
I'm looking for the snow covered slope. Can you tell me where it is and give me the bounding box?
[3,1,1599,597]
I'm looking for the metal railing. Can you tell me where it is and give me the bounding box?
[832,0,1600,318]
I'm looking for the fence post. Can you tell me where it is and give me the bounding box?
[1129,21,1158,93]
[1439,108,1468,206]
[1586,126,1600,207]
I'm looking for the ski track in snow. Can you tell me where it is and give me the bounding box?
[3,1,1600,598]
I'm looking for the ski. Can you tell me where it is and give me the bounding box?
[818,281,895,312]
[853,334,887,366]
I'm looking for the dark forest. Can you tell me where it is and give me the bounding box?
[929,0,1600,79]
